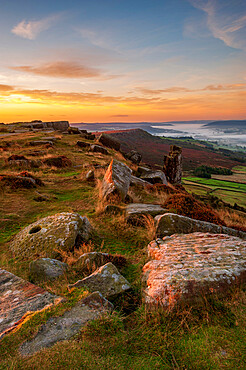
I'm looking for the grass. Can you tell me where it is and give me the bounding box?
[0,130,246,369]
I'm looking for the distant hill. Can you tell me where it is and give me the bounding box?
[204,120,246,129]
[108,129,241,170]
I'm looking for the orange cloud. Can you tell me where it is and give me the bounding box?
[0,84,14,92]
[10,61,105,79]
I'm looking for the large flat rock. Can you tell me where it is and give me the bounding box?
[155,213,246,240]
[142,233,246,309]
[0,269,61,338]
[126,203,167,224]
[20,292,113,356]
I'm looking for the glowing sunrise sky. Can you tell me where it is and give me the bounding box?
[0,0,246,123]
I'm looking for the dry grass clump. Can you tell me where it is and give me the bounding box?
[163,193,226,226]
[217,209,246,232]
[56,241,94,266]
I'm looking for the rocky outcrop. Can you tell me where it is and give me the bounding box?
[155,213,246,239]
[89,144,108,155]
[0,269,61,338]
[29,258,68,282]
[163,145,182,184]
[68,262,131,298]
[98,133,121,151]
[10,212,93,260]
[142,233,246,309]
[25,121,69,132]
[19,292,113,356]
[126,204,167,225]
[101,159,132,201]
[125,150,142,165]
[140,170,167,185]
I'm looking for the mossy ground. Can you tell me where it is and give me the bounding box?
[0,131,245,369]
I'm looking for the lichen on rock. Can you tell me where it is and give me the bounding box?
[9,212,93,260]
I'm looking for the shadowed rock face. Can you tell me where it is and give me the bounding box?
[142,233,246,309]
[19,292,113,356]
[101,159,132,201]
[163,145,182,184]
[98,133,121,151]
[0,269,61,338]
[10,212,93,260]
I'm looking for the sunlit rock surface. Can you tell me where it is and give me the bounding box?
[0,269,61,338]
[143,233,246,309]
[101,159,132,201]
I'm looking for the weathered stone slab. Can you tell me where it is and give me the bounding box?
[29,258,68,282]
[68,262,131,298]
[141,170,167,185]
[101,159,132,201]
[126,203,167,224]
[10,212,93,260]
[142,233,246,309]
[155,213,246,240]
[19,292,113,356]
[0,269,61,338]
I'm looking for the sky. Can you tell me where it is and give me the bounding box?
[0,0,246,123]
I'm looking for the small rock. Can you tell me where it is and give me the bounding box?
[29,258,68,282]
[68,262,131,298]
[89,144,108,155]
[125,150,142,164]
[77,141,90,148]
[126,203,167,225]
[43,156,72,168]
[86,170,95,181]
[141,170,167,185]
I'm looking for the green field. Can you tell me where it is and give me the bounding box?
[183,177,246,192]
[183,176,246,207]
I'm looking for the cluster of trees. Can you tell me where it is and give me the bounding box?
[194,165,233,178]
